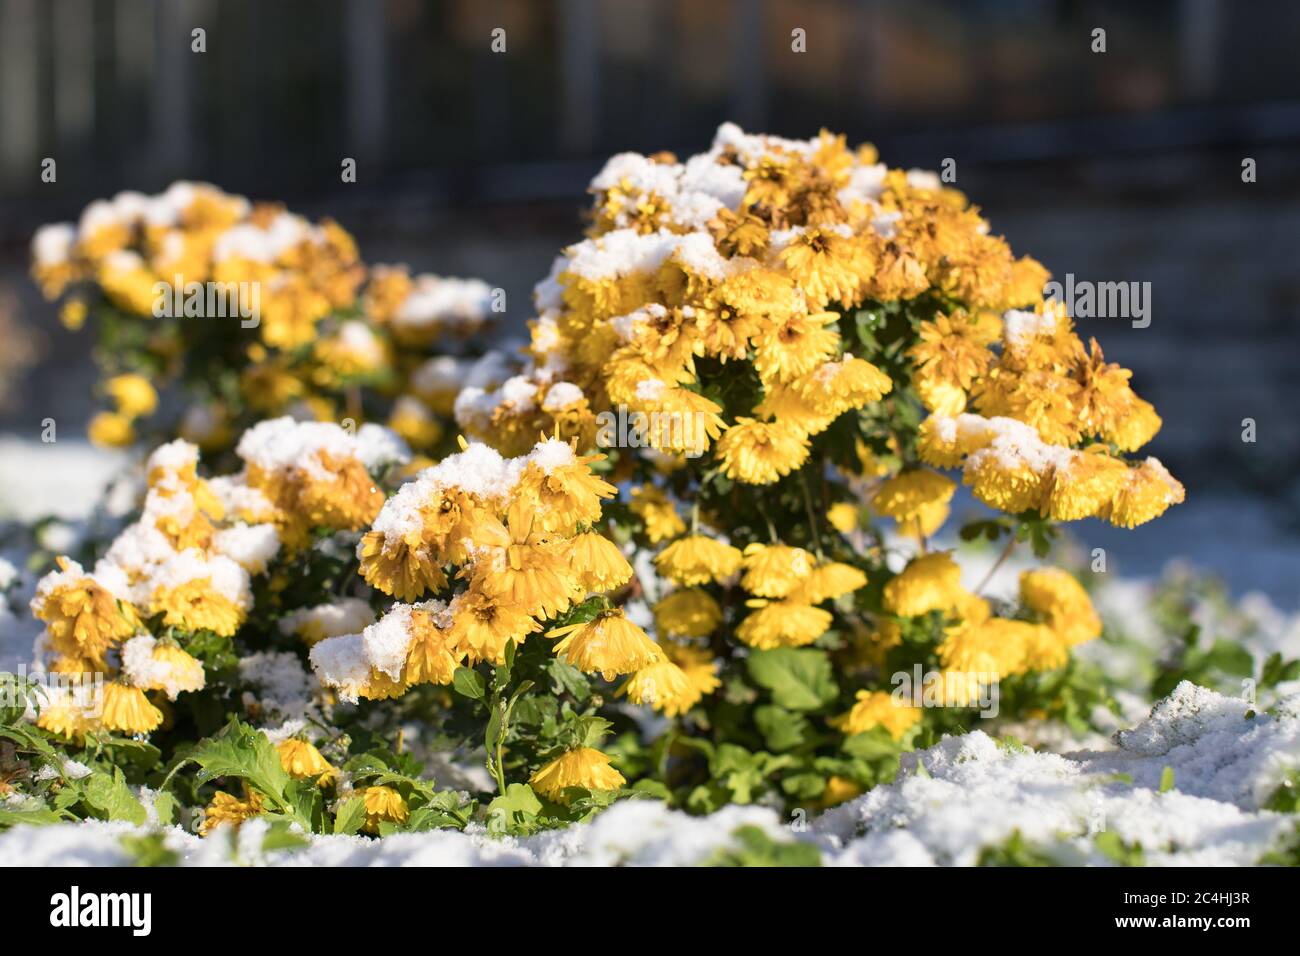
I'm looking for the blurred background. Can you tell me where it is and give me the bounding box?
[0,0,1298,599]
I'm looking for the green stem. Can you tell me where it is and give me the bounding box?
[975,536,1017,596]
[491,701,508,795]
[799,469,825,560]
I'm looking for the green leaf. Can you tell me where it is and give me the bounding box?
[333,796,368,835]
[120,832,180,867]
[546,658,591,701]
[452,666,487,701]
[754,705,812,751]
[180,718,291,813]
[703,825,821,867]
[486,783,543,835]
[81,769,147,825]
[1158,766,1176,794]
[0,805,68,828]
[747,648,838,712]
[260,818,311,852]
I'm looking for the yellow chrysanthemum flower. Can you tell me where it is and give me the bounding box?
[831,690,922,740]
[564,532,633,592]
[789,561,867,604]
[362,785,409,833]
[137,643,206,699]
[104,373,158,419]
[153,579,245,637]
[277,739,336,784]
[871,470,956,527]
[751,311,841,384]
[1102,458,1186,529]
[628,486,686,543]
[740,543,814,598]
[99,682,164,735]
[1019,568,1101,647]
[32,559,138,665]
[357,531,448,603]
[87,410,135,448]
[735,599,832,649]
[882,552,965,617]
[403,608,465,683]
[528,747,626,801]
[715,418,810,485]
[549,610,665,680]
[662,642,721,699]
[653,588,722,639]
[619,660,699,717]
[654,534,743,586]
[447,589,540,667]
[200,787,265,836]
[826,502,860,533]
[937,618,1044,677]
[513,451,617,534]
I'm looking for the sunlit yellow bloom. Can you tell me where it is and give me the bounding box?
[88,411,135,448]
[653,588,722,639]
[201,787,265,836]
[99,682,163,735]
[715,418,809,485]
[447,589,539,666]
[937,618,1043,677]
[654,534,742,586]
[137,643,206,699]
[1102,458,1185,529]
[153,579,244,637]
[735,599,831,649]
[564,532,633,592]
[619,660,698,717]
[1020,568,1101,647]
[752,311,840,384]
[831,690,922,740]
[628,486,686,543]
[871,470,956,535]
[362,785,409,833]
[528,748,625,801]
[882,552,964,617]
[403,607,465,683]
[514,451,617,533]
[740,543,814,598]
[278,739,335,785]
[357,530,448,602]
[549,610,665,680]
[104,374,158,419]
[663,642,721,699]
[826,502,860,533]
[790,561,867,603]
[32,559,138,666]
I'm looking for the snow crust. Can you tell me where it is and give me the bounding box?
[3,683,1294,867]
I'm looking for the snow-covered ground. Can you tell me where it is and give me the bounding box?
[2,682,1295,866]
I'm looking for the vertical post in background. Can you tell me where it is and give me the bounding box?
[151,0,198,180]
[1179,0,1220,101]
[345,0,388,171]
[559,0,597,155]
[732,0,765,132]
[0,0,40,181]
[55,0,97,156]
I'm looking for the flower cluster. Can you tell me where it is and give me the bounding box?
[30,183,496,453]
[6,126,1193,838]
[312,435,651,699]
[442,124,1182,802]
[26,421,408,743]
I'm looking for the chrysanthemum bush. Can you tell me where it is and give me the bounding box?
[2,125,1199,840]
[30,182,500,459]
